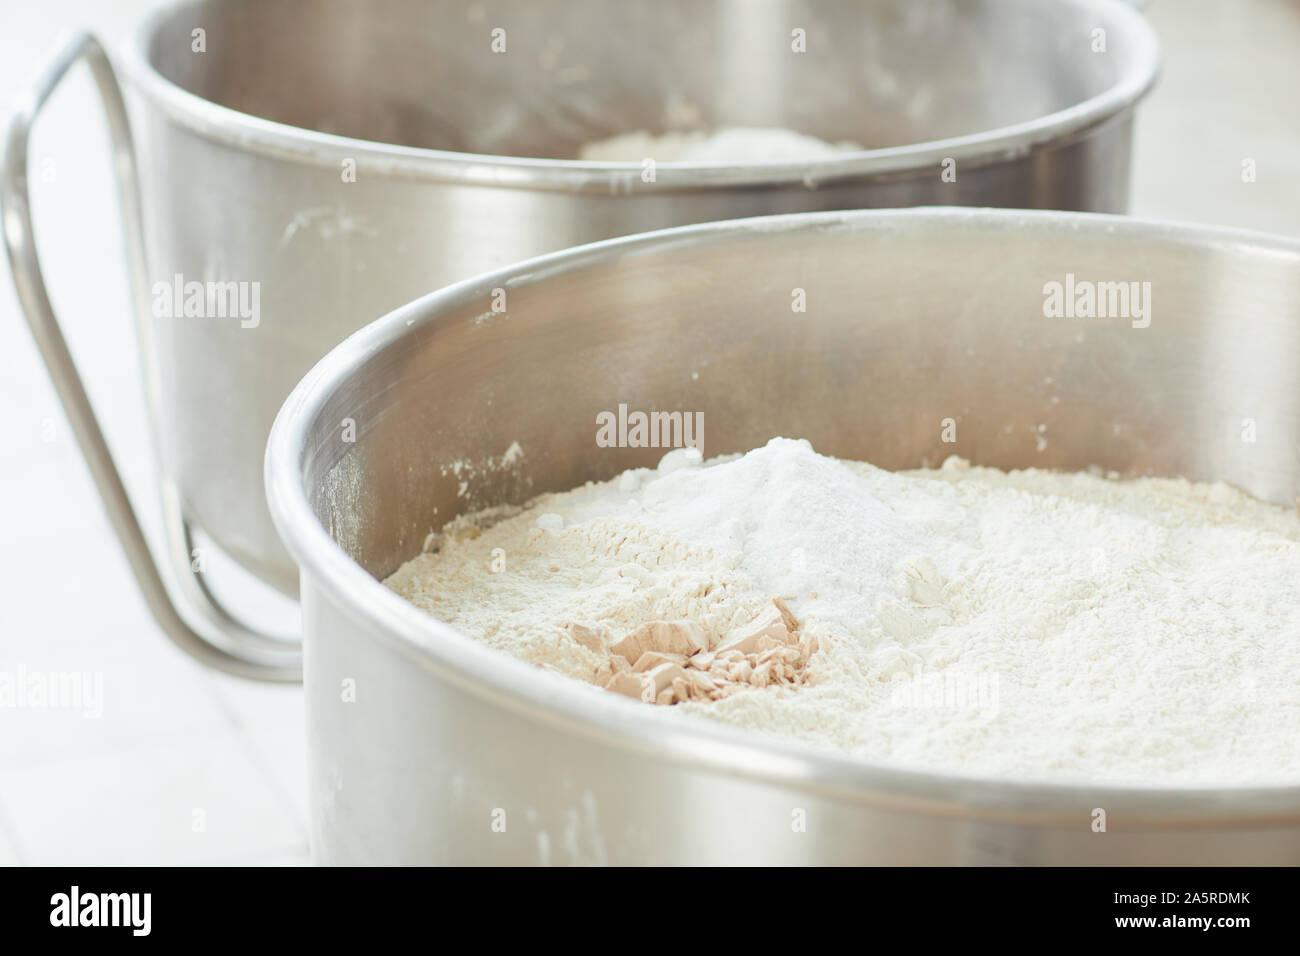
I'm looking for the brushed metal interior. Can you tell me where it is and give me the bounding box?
[266,208,1300,864]
[147,0,1140,158]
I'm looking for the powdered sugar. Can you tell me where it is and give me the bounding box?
[636,439,938,638]
[385,439,1300,785]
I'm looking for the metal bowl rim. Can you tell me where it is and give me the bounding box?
[265,207,1300,822]
[119,0,1161,190]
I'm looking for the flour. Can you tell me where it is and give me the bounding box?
[578,127,861,163]
[384,438,1300,784]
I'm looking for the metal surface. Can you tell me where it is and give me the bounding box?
[267,208,1300,865]
[5,0,1160,677]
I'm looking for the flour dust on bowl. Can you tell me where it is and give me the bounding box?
[266,208,1300,865]
[3,0,1160,678]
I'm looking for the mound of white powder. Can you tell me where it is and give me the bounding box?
[385,438,1300,785]
[578,126,861,163]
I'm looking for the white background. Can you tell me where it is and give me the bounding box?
[1,0,1298,865]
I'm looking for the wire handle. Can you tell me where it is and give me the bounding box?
[2,32,301,681]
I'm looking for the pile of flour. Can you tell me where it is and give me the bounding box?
[578,126,861,162]
[385,438,1300,785]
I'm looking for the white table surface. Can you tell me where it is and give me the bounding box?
[1,0,1297,866]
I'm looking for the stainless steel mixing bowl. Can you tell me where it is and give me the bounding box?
[266,208,1300,865]
[3,0,1160,678]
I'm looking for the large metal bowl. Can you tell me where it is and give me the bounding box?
[266,208,1300,865]
[4,0,1159,677]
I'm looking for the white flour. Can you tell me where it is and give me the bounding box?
[385,439,1300,784]
[578,126,861,162]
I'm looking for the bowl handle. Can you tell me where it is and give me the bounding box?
[1,32,301,681]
